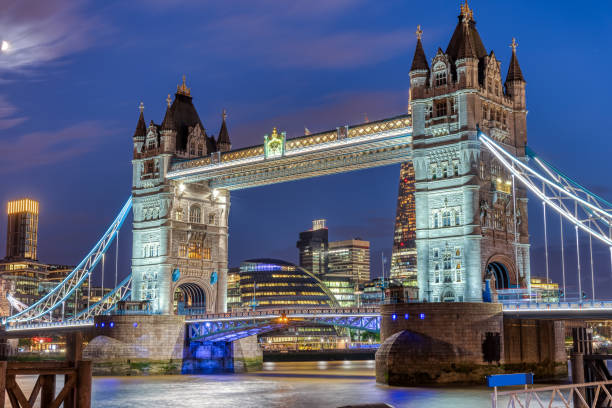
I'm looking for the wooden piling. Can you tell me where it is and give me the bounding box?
[0,361,6,408]
[76,360,92,408]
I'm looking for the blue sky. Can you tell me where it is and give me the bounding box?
[0,0,611,297]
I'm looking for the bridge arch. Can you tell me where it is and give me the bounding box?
[172,277,215,315]
[484,254,516,289]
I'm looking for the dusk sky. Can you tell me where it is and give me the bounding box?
[1,0,611,297]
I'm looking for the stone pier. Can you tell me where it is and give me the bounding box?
[375,302,567,386]
[83,315,262,375]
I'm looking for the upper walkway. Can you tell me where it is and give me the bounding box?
[166,115,412,189]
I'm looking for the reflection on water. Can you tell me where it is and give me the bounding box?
[14,361,494,408]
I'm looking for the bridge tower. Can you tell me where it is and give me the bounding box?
[131,78,231,314]
[410,4,530,302]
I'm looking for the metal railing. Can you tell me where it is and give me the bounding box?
[492,380,612,408]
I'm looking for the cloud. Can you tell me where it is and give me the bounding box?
[0,95,27,130]
[0,0,104,75]
[200,2,413,70]
[228,89,408,148]
[0,121,115,174]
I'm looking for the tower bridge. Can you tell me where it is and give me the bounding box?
[1,1,612,383]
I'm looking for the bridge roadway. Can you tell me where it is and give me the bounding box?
[3,302,612,339]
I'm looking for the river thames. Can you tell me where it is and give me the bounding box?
[14,361,495,407]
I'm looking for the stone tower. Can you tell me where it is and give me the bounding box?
[410,4,530,302]
[131,77,231,314]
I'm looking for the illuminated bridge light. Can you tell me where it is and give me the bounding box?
[419,313,425,320]
[133,322,138,328]
[404,313,409,320]
[391,313,397,321]
[110,322,115,328]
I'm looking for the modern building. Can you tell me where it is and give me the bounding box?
[6,198,39,261]
[239,259,338,309]
[321,276,356,307]
[296,219,328,276]
[410,3,530,302]
[389,162,418,286]
[1,199,75,316]
[327,239,370,284]
[226,267,242,311]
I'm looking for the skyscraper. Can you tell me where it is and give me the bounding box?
[389,162,418,286]
[6,198,39,261]
[327,239,370,284]
[296,219,328,276]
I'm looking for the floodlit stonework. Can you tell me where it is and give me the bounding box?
[410,4,530,302]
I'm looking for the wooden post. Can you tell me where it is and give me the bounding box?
[41,374,56,407]
[0,361,6,408]
[76,360,92,408]
[65,332,83,408]
[571,352,585,408]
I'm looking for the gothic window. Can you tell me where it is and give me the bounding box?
[443,271,453,284]
[482,105,487,120]
[434,269,440,284]
[433,248,439,259]
[202,247,211,260]
[442,163,448,178]
[147,139,156,149]
[189,205,201,223]
[178,243,188,258]
[188,242,202,259]
[208,213,216,225]
[450,99,456,115]
[435,100,447,117]
[146,161,155,174]
[454,211,461,226]
[453,161,460,176]
[190,142,196,155]
[442,211,451,227]
[433,212,439,228]
[175,209,183,221]
[435,70,447,87]
[456,268,462,283]
[430,164,438,180]
[443,253,452,270]
[197,144,203,156]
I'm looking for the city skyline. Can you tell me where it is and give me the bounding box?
[1,0,611,295]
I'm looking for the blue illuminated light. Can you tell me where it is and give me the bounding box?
[419,313,425,320]
[109,322,115,328]
[95,323,98,328]
[133,322,138,328]
[205,322,211,328]
[101,322,105,327]
[404,313,409,320]
[391,313,397,321]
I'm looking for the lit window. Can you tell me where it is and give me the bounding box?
[188,242,202,259]
[178,243,188,258]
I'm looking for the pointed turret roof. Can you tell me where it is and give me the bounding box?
[161,95,176,131]
[162,77,207,151]
[410,25,429,72]
[506,38,525,83]
[217,109,231,147]
[133,102,146,138]
[445,3,487,62]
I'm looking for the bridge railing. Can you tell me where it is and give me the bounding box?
[492,380,612,408]
[187,307,380,321]
[502,300,612,311]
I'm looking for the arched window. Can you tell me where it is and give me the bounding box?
[433,213,439,228]
[442,211,451,227]
[453,162,460,176]
[454,211,461,226]
[208,213,216,225]
[442,164,448,178]
[197,144,203,156]
[189,205,201,223]
[147,139,156,149]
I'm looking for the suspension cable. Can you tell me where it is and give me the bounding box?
[543,200,550,285]
[87,270,91,311]
[115,230,119,289]
[588,218,595,301]
[101,253,105,299]
[511,172,520,287]
[576,200,582,303]
[560,213,566,301]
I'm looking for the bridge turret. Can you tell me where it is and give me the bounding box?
[160,94,177,154]
[133,102,146,155]
[216,109,231,152]
[409,25,428,139]
[505,38,527,149]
